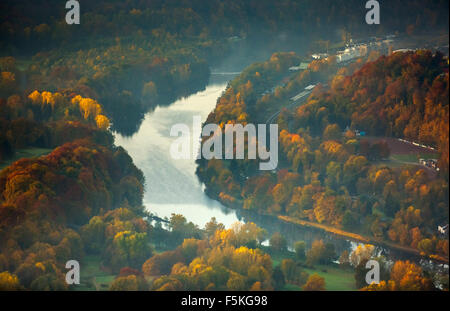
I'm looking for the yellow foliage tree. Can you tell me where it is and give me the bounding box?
[72,95,102,120]
[0,271,20,290]
[302,273,326,291]
[28,90,42,104]
[95,115,110,130]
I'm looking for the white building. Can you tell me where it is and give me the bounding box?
[336,47,361,63]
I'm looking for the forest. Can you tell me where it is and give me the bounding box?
[1,0,448,135]
[0,0,448,292]
[196,50,449,264]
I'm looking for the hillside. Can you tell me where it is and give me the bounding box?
[197,50,449,261]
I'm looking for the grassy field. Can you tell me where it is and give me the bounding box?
[390,153,439,163]
[376,160,416,169]
[381,153,440,179]
[0,147,52,170]
[76,251,357,291]
[95,275,116,290]
[73,255,116,291]
[302,264,356,291]
[270,251,356,291]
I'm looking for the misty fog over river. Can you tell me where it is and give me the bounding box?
[112,38,312,229]
[114,74,241,227]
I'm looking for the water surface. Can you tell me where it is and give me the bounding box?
[114,75,241,228]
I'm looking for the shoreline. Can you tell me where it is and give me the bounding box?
[278,215,449,265]
[203,185,449,266]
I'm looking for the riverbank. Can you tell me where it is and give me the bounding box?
[278,215,449,265]
[203,184,449,266]
[206,185,449,266]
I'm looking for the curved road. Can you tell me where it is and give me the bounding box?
[265,88,313,125]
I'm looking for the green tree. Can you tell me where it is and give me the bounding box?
[110,275,148,291]
[269,232,287,253]
[323,124,341,141]
[110,231,153,271]
[294,241,306,260]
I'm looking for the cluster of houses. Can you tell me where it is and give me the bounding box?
[307,34,397,65]
[289,35,399,75]
[310,42,370,64]
[419,158,440,171]
[335,45,368,63]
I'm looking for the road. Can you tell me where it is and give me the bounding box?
[265,88,313,125]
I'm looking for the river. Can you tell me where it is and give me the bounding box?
[114,74,242,228]
[113,72,448,274]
